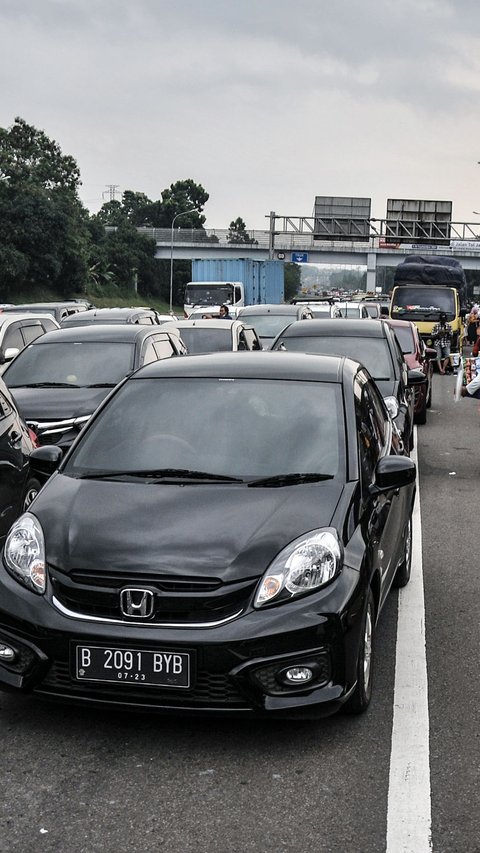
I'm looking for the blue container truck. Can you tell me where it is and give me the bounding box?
[184,259,284,317]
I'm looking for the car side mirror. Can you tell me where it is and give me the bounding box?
[407,368,427,386]
[425,347,437,360]
[29,445,63,478]
[369,455,416,494]
[3,347,19,362]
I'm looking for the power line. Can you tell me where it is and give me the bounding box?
[102,184,121,202]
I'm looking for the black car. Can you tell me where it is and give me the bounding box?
[271,318,426,452]
[236,304,314,349]
[0,376,39,546]
[0,352,415,718]
[60,307,162,327]
[2,324,187,449]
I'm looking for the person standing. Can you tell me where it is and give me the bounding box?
[466,306,478,345]
[432,312,453,374]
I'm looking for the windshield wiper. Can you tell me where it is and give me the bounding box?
[84,383,116,388]
[76,468,244,483]
[248,472,334,488]
[14,382,80,388]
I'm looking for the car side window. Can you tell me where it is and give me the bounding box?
[21,323,45,345]
[153,338,175,359]
[354,374,387,485]
[0,389,13,418]
[2,325,24,352]
[141,340,159,365]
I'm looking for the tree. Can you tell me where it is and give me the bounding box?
[0,117,90,297]
[95,180,209,229]
[284,263,302,302]
[227,217,257,245]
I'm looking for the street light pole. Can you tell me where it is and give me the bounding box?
[169,208,197,313]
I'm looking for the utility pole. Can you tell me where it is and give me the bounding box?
[102,185,121,202]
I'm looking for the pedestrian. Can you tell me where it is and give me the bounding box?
[466,307,478,345]
[219,304,232,319]
[472,326,480,357]
[431,312,452,374]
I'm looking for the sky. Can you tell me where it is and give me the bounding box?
[2,0,480,231]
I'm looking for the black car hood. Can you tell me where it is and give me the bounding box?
[7,387,114,420]
[33,475,344,582]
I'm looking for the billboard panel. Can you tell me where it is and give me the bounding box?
[385,199,452,245]
[313,196,371,241]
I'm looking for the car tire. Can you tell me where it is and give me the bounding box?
[393,516,412,588]
[22,477,41,512]
[343,588,375,715]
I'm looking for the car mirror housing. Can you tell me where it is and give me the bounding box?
[407,368,427,386]
[30,445,63,478]
[370,455,416,494]
[4,347,20,362]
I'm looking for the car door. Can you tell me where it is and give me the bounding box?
[356,373,407,608]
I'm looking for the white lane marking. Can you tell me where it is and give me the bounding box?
[386,433,432,852]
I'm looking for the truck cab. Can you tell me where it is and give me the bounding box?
[184,282,244,318]
[389,284,463,354]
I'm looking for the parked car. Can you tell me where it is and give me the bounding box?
[0,312,60,372]
[61,307,163,327]
[383,318,434,424]
[2,324,187,449]
[271,318,427,452]
[159,319,262,353]
[0,351,415,717]
[1,302,90,324]
[236,304,314,349]
[0,376,39,546]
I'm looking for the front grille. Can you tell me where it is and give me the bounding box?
[38,660,250,708]
[49,565,256,624]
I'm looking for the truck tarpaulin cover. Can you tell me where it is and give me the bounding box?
[394,255,467,291]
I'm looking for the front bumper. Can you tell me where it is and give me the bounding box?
[0,564,365,719]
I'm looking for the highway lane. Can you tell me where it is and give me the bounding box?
[0,372,478,853]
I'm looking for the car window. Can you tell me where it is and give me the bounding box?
[277,335,394,380]
[390,324,414,354]
[22,323,45,345]
[176,327,232,353]
[66,377,345,481]
[4,342,136,387]
[141,340,159,365]
[2,326,24,352]
[153,338,176,359]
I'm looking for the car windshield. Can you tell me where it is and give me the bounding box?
[65,377,345,481]
[4,342,135,387]
[276,336,393,379]
[238,315,294,338]
[391,287,456,319]
[176,328,232,353]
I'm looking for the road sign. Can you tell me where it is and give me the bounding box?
[291,252,309,263]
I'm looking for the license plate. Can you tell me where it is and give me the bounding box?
[74,645,191,688]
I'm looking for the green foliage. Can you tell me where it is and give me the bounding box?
[0,117,90,299]
[227,217,258,245]
[284,263,302,301]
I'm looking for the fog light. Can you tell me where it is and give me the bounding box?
[0,644,17,662]
[283,666,314,684]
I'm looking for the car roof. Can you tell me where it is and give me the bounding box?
[237,305,304,315]
[160,319,238,330]
[2,302,86,310]
[278,318,387,338]
[132,350,360,383]
[25,324,167,344]
[0,313,60,326]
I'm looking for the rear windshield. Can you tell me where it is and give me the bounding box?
[177,327,232,353]
[4,342,135,387]
[276,335,393,380]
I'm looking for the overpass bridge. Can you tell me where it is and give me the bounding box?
[136,215,480,290]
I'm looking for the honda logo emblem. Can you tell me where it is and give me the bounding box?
[120,588,155,619]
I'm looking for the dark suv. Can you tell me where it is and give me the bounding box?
[271,318,426,452]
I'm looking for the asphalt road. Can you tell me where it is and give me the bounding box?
[0,371,478,853]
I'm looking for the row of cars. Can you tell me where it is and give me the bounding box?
[0,298,423,720]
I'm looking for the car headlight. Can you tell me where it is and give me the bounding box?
[384,396,399,420]
[3,513,46,594]
[254,529,342,608]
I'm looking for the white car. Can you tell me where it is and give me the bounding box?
[158,319,262,353]
[0,312,60,372]
[336,301,370,319]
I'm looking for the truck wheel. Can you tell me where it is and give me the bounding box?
[343,588,375,715]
